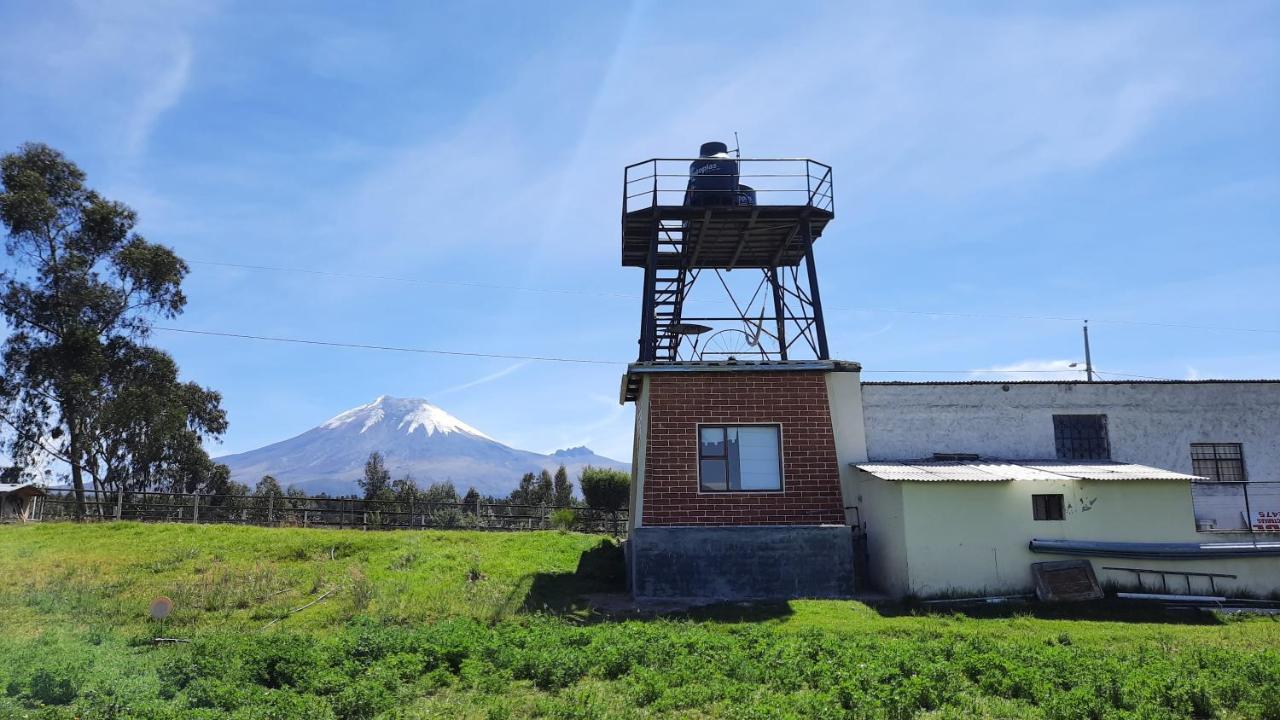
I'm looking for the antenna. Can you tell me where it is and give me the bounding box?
[732,131,741,158]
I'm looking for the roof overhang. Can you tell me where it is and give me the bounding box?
[852,460,1204,483]
[0,483,47,497]
[621,359,860,403]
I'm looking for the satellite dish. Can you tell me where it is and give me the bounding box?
[149,596,173,621]
[671,323,712,336]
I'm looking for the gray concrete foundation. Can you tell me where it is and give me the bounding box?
[628,525,855,600]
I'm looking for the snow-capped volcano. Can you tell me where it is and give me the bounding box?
[321,396,495,441]
[216,396,628,497]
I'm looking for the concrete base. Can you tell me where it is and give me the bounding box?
[628,525,855,601]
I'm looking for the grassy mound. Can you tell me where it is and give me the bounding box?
[1,523,1277,719]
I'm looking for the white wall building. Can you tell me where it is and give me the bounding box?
[830,379,1280,598]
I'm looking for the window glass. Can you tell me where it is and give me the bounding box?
[1033,494,1065,521]
[699,427,726,457]
[699,459,728,491]
[697,425,781,492]
[731,427,781,490]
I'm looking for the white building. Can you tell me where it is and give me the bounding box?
[626,365,1280,600]
[844,379,1280,598]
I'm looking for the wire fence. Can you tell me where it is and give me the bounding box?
[31,488,628,535]
[1191,481,1280,533]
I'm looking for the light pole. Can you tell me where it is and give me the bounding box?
[1068,321,1095,382]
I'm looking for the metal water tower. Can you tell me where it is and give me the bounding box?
[621,143,835,365]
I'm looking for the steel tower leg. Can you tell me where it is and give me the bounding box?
[770,267,788,361]
[638,219,659,361]
[802,221,830,360]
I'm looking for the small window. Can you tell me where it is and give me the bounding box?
[1053,415,1111,460]
[1033,494,1065,521]
[698,425,782,492]
[1191,443,1246,483]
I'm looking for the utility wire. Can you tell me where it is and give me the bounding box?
[154,325,1175,379]
[153,327,621,365]
[188,259,1280,336]
[187,260,634,300]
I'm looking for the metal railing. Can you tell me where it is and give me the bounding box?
[1191,480,1280,533]
[623,158,834,213]
[30,488,628,534]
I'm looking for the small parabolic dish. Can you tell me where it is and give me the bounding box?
[149,596,173,620]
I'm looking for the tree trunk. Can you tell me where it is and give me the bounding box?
[67,422,87,520]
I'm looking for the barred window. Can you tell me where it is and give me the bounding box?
[1191,443,1245,483]
[1032,494,1065,521]
[1053,415,1111,460]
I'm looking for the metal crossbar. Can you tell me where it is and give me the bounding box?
[1101,566,1237,595]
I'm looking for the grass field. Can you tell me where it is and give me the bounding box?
[0,522,1277,719]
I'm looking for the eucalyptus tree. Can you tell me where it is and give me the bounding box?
[0,143,228,517]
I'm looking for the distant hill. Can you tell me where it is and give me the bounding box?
[216,395,629,497]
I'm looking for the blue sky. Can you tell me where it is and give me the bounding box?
[1,1,1278,462]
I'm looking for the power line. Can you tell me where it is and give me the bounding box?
[188,258,1280,336]
[187,260,634,300]
[154,325,1176,379]
[153,327,622,365]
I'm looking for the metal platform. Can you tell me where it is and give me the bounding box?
[622,157,835,364]
[621,205,834,269]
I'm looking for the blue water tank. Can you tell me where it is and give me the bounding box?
[735,184,756,207]
[685,141,739,207]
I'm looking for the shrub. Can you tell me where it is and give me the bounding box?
[579,466,629,512]
[550,508,577,530]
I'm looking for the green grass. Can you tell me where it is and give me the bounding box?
[1,522,1278,719]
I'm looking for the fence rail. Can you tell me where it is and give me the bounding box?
[31,488,627,534]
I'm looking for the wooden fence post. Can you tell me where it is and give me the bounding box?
[267,495,274,525]
[193,494,199,524]
[115,489,123,521]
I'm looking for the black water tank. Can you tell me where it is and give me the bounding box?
[685,141,739,207]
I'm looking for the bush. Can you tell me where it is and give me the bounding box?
[550,508,577,530]
[579,467,629,512]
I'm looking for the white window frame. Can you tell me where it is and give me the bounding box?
[695,423,785,494]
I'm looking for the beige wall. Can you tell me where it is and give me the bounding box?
[826,370,869,526]
[627,377,651,532]
[852,473,1280,598]
[849,473,909,596]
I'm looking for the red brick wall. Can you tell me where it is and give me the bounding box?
[640,371,845,526]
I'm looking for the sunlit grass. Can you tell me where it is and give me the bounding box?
[1,522,1277,719]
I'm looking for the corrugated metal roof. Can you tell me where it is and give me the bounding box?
[0,482,46,494]
[861,379,1280,386]
[852,460,1204,483]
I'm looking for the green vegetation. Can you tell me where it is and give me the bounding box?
[580,466,630,511]
[1,523,1278,719]
[0,143,230,515]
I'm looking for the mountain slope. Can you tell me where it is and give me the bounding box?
[216,396,628,497]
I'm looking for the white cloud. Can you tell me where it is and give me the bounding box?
[0,1,210,161]
[323,2,1254,273]
[969,359,1088,381]
[124,37,192,157]
[432,360,530,397]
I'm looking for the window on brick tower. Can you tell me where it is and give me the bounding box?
[1052,414,1111,460]
[698,425,782,492]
